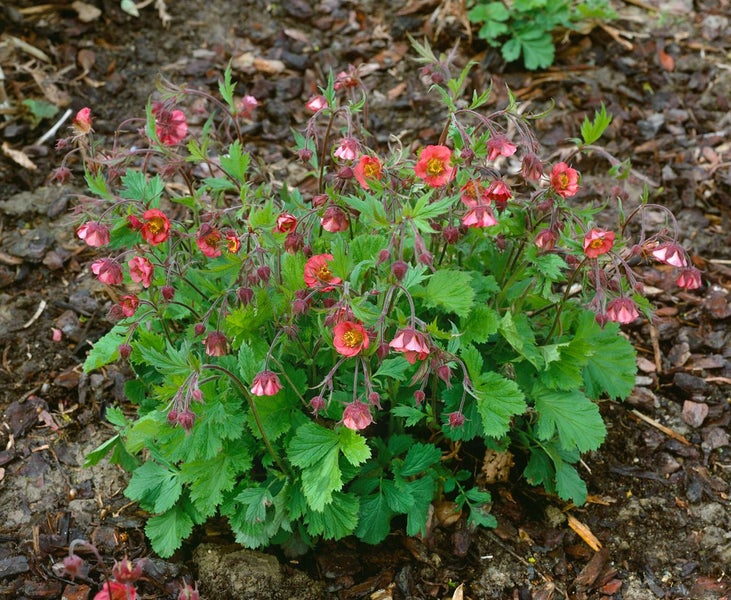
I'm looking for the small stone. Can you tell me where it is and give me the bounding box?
[674,372,708,394]
[681,400,709,428]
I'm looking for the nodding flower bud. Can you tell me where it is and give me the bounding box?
[437,364,452,387]
[448,411,465,428]
[298,148,313,162]
[62,554,86,581]
[167,409,179,425]
[377,249,391,264]
[257,265,271,284]
[460,148,475,163]
[418,251,433,266]
[443,225,460,244]
[119,343,132,360]
[194,323,206,336]
[161,285,175,301]
[391,260,408,281]
[337,166,354,180]
[177,409,195,431]
[367,392,381,409]
[292,298,308,315]
[111,557,145,585]
[238,287,254,306]
[311,194,328,208]
[310,396,326,415]
[413,390,426,406]
[284,232,304,254]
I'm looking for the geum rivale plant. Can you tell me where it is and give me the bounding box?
[71,42,702,557]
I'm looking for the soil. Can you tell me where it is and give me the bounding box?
[1,0,730,599]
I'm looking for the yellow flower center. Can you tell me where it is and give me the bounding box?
[343,329,363,347]
[364,163,380,178]
[426,158,445,177]
[148,218,164,233]
[589,238,604,249]
[316,265,332,281]
[558,173,569,187]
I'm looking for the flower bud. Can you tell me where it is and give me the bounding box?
[413,390,426,406]
[437,364,452,387]
[310,396,326,415]
[377,249,391,264]
[298,148,313,162]
[257,265,271,283]
[443,225,460,244]
[311,194,328,208]
[284,232,304,254]
[367,392,381,408]
[119,343,132,360]
[238,287,254,306]
[167,409,179,425]
[63,554,86,581]
[391,260,408,281]
[161,285,175,301]
[448,411,465,428]
[292,298,308,315]
[194,323,206,336]
[178,409,195,431]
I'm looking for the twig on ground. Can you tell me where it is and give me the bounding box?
[630,408,691,445]
[35,107,72,146]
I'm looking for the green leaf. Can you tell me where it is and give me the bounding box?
[555,461,587,505]
[289,422,340,468]
[424,270,475,318]
[355,493,393,544]
[145,504,194,558]
[339,427,371,466]
[84,434,121,467]
[83,325,127,372]
[85,170,113,200]
[475,372,527,438]
[516,31,555,70]
[581,320,636,399]
[373,357,411,382]
[461,305,499,345]
[404,476,435,537]
[218,63,236,110]
[305,491,359,540]
[125,462,182,514]
[382,478,414,513]
[499,312,544,369]
[533,383,607,452]
[341,194,389,228]
[219,140,250,184]
[119,170,164,205]
[581,103,613,145]
[390,405,427,427]
[290,423,342,511]
[400,443,442,477]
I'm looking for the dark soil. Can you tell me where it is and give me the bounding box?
[1,0,730,599]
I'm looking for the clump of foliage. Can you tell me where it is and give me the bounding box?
[467,0,617,70]
[62,39,700,558]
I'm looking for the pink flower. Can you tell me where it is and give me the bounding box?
[334,138,358,161]
[140,209,170,245]
[335,69,359,90]
[651,242,687,268]
[305,95,327,112]
[111,558,145,586]
[550,162,580,198]
[128,256,154,288]
[460,179,489,207]
[389,328,430,364]
[534,229,558,251]
[178,581,200,600]
[196,225,222,258]
[77,221,110,247]
[72,107,92,135]
[91,258,123,285]
[152,102,188,146]
[320,206,349,232]
[275,212,298,234]
[51,328,63,342]
[93,580,136,600]
[462,206,498,228]
[583,228,615,259]
[342,400,373,431]
[486,179,512,206]
[238,95,258,119]
[353,155,383,190]
[204,331,228,356]
[50,166,72,183]
[333,321,370,357]
[250,370,282,396]
[303,254,341,291]
[521,153,544,182]
[486,135,517,161]
[119,295,140,317]
[414,145,455,187]
[676,267,702,290]
[606,297,640,324]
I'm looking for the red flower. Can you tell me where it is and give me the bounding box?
[333,321,370,357]
[460,179,489,207]
[334,137,358,161]
[111,558,145,585]
[275,212,298,234]
[606,297,640,324]
[353,155,383,190]
[152,102,188,146]
[128,256,154,288]
[462,206,497,228]
[534,229,558,251]
[583,229,615,259]
[119,295,139,318]
[389,328,430,364]
[196,225,222,258]
[486,135,517,161]
[77,221,110,247]
[225,233,241,253]
[303,254,341,291]
[250,370,282,396]
[204,331,228,356]
[91,259,123,285]
[486,179,512,206]
[651,242,687,267]
[550,162,580,198]
[342,400,373,431]
[93,580,136,600]
[676,267,702,290]
[321,206,349,232]
[140,209,170,245]
[414,145,455,187]
[72,107,92,135]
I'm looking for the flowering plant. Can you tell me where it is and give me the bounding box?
[73,40,701,558]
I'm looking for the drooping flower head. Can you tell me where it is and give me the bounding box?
[486,134,517,161]
[119,295,140,318]
[204,331,228,357]
[486,179,512,207]
[238,95,258,119]
[389,328,430,364]
[676,267,702,290]
[250,370,283,396]
[72,107,93,136]
[651,242,687,268]
[447,411,466,428]
[583,228,615,259]
[93,580,136,600]
[534,229,558,252]
[460,179,489,207]
[606,297,640,324]
[140,209,170,245]
[196,224,222,258]
[521,153,544,182]
[91,258,123,285]
[333,321,370,357]
[128,256,154,288]
[321,206,349,232]
[305,95,327,112]
[414,145,455,187]
[462,205,498,228]
[275,212,298,234]
[550,162,580,198]
[342,400,373,431]
[353,155,383,190]
[334,137,358,161]
[303,253,341,291]
[152,102,188,146]
[77,221,110,247]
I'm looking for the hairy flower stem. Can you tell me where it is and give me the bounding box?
[317,111,337,194]
[201,363,290,476]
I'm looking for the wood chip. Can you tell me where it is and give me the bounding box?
[2,142,37,170]
[567,514,602,552]
[631,408,691,445]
